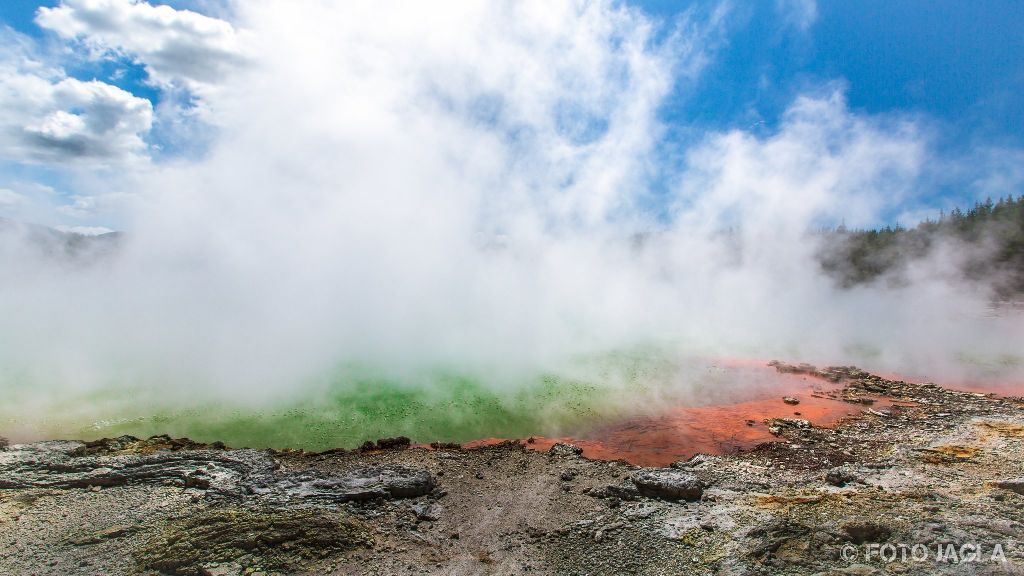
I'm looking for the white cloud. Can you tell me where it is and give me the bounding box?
[54,188,139,222]
[775,0,817,32]
[0,183,48,221]
[36,0,243,91]
[0,35,153,164]
[0,187,27,212]
[55,194,98,218]
[677,90,925,234]
[0,179,133,229]
[0,187,26,208]
[966,148,1024,201]
[2,0,734,394]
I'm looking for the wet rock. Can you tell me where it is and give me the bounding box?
[783,397,800,405]
[819,366,871,381]
[629,468,703,502]
[672,453,720,469]
[768,361,818,375]
[360,437,411,451]
[70,435,141,456]
[766,418,811,435]
[991,478,1024,495]
[70,435,225,457]
[0,436,8,451]
[548,443,583,457]
[429,442,460,450]
[777,418,811,429]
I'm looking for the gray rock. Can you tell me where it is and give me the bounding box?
[824,465,861,487]
[599,483,640,501]
[0,441,434,504]
[671,453,720,469]
[200,562,243,576]
[629,468,703,502]
[0,445,268,494]
[412,503,442,522]
[992,477,1024,495]
[279,465,436,502]
[548,443,583,457]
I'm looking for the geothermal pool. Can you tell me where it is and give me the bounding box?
[466,361,1023,466]
[3,354,1019,466]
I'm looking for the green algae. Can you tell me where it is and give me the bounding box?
[0,364,657,450]
[115,376,621,450]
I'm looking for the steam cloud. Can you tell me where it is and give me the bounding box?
[1,1,1021,433]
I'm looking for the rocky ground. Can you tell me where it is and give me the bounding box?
[1,364,1023,575]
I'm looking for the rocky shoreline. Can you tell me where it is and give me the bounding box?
[2,365,1023,575]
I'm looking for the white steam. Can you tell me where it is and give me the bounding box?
[1,0,1021,411]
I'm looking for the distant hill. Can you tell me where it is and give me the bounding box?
[0,218,121,264]
[818,196,1024,296]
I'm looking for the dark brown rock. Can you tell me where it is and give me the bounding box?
[630,468,703,501]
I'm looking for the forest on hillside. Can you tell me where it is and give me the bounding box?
[818,195,1024,297]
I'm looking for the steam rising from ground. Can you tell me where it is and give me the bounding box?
[1,2,1021,442]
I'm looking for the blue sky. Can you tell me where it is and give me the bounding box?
[6,0,1023,142]
[690,1,1022,148]
[631,0,1024,224]
[1,0,1023,230]
[1,0,159,108]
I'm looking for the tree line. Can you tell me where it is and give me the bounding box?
[818,195,1024,296]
